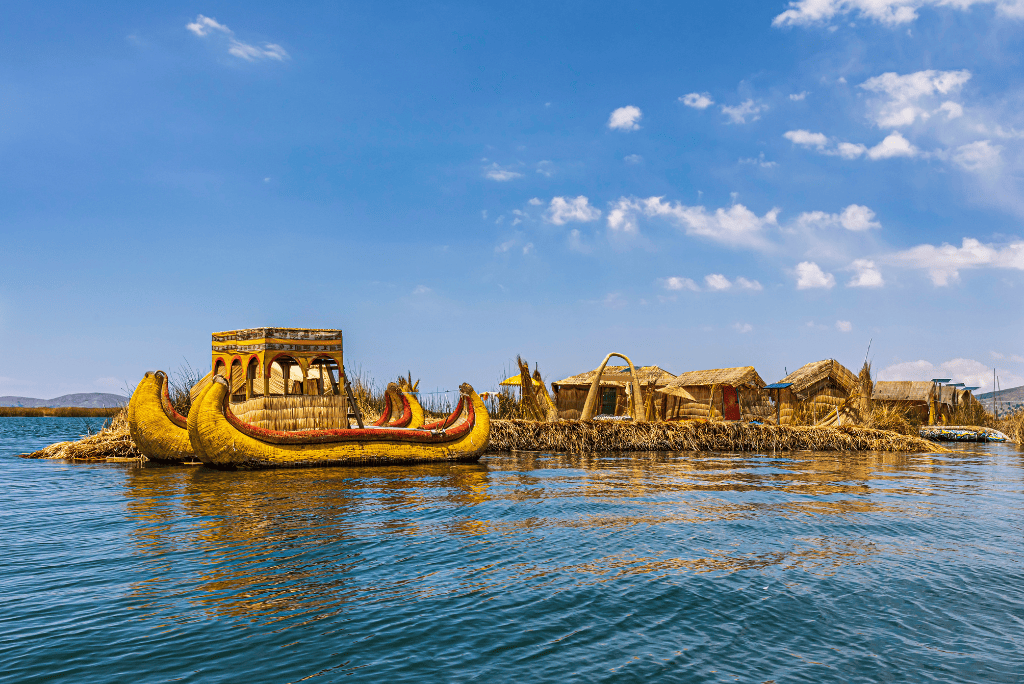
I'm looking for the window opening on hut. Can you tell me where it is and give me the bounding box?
[246,357,261,398]
[230,359,246,403]
[601,389,617,415]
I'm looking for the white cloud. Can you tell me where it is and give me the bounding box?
[887,237,1024,285]
[483,163,523,181]
[624,154,643,164]
[795,261,836,289]
[784,129,829,149]
[680,93,714,109]
[859,70,971,127]
[528,198,543,206]
[522,243,535,255]
[739,152,778,168]
[721,99,766,124]
[866,131,918,159]
[412,285,431,295]
[602,292,628,309]
[608,197,780,248]
[952,140,1001,172]
[536,160,554,177]
[546,196,601,225]
[736,277,763,290]
[186,14,230,36]
[661,276,701,291]
[608,106,643,131]
[878,357,1023,392]
[796,204,881,231]
[773,0,1024,27]
[495,239,515,253]
[705,274,732,290]
[187,14,288,61]
[567,229,591,254]
[837,142,869,159]
[938,101,964,119]
[228,40,289,61]
[836,320,853,332]
[734,323,754,333]
[789,91,809,101]
[847,259,885,287]
[784,130,917,159]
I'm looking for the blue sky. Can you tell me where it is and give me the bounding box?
[2,0,1023,398]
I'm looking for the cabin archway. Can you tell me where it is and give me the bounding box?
[579,352,647,421]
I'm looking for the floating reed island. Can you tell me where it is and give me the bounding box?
[486,419,943,454]
[17,344,1024,465]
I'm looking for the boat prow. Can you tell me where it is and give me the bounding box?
[127,371,197,463]
[188,376,490,469]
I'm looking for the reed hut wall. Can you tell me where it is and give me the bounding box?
[658,367,768,422]
[552,365,676,420]
[871,381,933,422]
[776,359,857,425]
[230,395,349,432]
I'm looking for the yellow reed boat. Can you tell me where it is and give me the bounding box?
[188,376,489,469]
[127,371,197,463]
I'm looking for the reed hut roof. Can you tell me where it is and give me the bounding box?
[872,381,933,403]
[779,359,857,394]
[661,366,766,390]
[553,365,675,388]
[499,375,541,387]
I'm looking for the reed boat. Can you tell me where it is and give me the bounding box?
[127,371,198,463]
[372,383,425,428]
[188,375,489,469]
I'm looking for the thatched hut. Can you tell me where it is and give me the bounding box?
[657,366,767,422]
[871,381,935,422]
[552,365,675,420]
[776,359,857,425]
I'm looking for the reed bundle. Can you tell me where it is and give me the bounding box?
[20,409,142,461]
[232,395,350,431]
[486,419,945,454]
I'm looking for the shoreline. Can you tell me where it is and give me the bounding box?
[0,406,122,418]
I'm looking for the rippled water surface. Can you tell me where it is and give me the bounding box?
[3,417,1024,683]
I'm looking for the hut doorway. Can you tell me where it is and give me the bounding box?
[600,389,617,416]
[722,386,740,421]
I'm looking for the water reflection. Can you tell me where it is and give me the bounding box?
[121,446,1018,630]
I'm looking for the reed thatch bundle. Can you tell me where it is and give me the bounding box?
[231,395,350,431]
[486,419,944,454]
[21,410,142,461]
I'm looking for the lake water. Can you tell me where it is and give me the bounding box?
[2,416,1024,683]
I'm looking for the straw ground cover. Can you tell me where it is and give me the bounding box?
[487,418,944,454]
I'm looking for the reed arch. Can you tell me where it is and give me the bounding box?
[579,352,647,422]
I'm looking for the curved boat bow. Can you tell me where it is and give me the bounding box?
[127,371,197,463]
[188,376,489,469]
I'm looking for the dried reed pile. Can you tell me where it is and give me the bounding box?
[998,408,1024,443]
[0,406,121,417]
[21,410,142,461]
[486,419,944,454]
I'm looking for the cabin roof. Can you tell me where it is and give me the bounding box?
[553,365,676,388]
[779,359,856,394]
[872,380,934,402]
[662,366,765,389]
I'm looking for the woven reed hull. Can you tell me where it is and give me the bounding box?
[127,372,196,463]
[189,378,490,469]
[231,395,349,431]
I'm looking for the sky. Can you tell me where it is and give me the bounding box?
[1,0,1023,399]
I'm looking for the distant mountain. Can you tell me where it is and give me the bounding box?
[0,393,128,408]
[975,385,1024,406]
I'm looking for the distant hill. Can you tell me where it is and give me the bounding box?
[0,393,128,408]
[976,385,1024,406]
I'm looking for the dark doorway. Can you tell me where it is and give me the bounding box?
[601,389,617,415]
[722,385,740,421]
